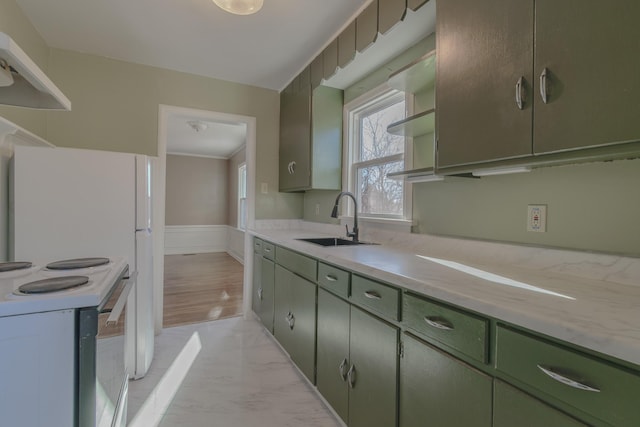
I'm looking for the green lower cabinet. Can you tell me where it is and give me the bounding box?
[316,288,351,423]
[273,265,316,383]
[252,252,262,318]
[399,333,492,427]
[349,306,399,427]
[316,290,399,427]
[258,257,275,332]
[494,380,587,427]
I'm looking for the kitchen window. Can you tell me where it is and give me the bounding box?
[345,86,411,220]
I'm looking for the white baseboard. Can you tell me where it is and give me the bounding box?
[164,225,246,261]
[164,225,228,255]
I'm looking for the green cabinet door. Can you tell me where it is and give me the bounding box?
[252,252,262,317]
[273,265,294,354]
[494,381,587,427]
[436,0,534,169]
[533,1,640,154]
[349,307,399,427]
[273,265,316,383]
[399,334,492,427]
[316,288,350,422]
[289,273,317,382]
[259,257,275,333]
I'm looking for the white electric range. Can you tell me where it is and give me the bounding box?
[0,256,128,317]
[0,256,131,427]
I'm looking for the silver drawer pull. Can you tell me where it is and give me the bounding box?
[347,364,356,389]
[325,274,338,282]
[257,287,263,301]
[339,358,348,381]
[424,316,454,331]
[264,247,272,253]
[364,290,382,300]
[537,365,601,393]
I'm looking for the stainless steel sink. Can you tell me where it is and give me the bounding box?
[296,237,373,247]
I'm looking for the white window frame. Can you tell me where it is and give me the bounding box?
[238,162,247,230]
[342,83,413,223]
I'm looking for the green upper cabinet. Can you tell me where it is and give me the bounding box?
[400,333,492,427]
[279,82,343,192]
[494,381,588,427]
[533,1,640,154]
[436,0,534,168]
[436,0,640,169]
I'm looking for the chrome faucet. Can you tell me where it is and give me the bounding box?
[330,191,359,242]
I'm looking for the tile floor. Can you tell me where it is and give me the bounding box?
[127,315,342,427]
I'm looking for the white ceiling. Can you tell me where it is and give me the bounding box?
[15,0,371,91]
[167,114,247,159]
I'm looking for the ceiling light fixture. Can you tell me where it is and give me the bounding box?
[212,0,264,15]
[187,120,208,133]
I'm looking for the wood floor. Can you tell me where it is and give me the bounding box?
[163,252,244,328]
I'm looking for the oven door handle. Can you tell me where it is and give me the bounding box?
[106,272,136,326]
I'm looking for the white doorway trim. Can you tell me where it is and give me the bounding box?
[156,104,257,333]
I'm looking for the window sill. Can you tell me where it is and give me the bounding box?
[338,216,415,233]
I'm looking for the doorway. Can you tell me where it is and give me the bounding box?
[153,105,256,333]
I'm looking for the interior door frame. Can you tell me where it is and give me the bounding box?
[156,104,257,333]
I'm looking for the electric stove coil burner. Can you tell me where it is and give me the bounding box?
[0,262,32,272]
[17,276,90,294]
[46,257,110,270]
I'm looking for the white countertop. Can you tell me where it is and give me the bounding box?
[252,228,640,367]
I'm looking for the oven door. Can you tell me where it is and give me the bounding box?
[78,271,134,427]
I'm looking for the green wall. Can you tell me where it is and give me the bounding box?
[0,0,48,137]
[413,159,640,256]
[44,48,301,220]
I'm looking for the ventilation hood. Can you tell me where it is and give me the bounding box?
[0,32,71,110]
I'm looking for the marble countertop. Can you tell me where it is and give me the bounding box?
[251,228,640,367]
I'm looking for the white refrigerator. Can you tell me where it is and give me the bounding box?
[10,145,155,379]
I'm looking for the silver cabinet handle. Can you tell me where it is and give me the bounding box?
[364,290,382,300]
[424,316,454,331]
[264,247,272,253]
[347,364,356,388]
[288,312,295,330]
[339,358,348,381]
[287,161,293,174]
[257,287,263,301]
[537,365,600,393]
[515,76,525,110]
[539,67,549,104]
[325,274,338,282]
[290,161,296,174]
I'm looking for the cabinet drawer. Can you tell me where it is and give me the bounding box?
[262,242,275,261]
[253,238,263,255]
[496,325,640,427]
[350,275,399,321]
[275,246,317,282]
[318,263,350,298]
[404,293,488,363]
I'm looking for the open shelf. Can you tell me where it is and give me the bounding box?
[387,109,435,137]
[387,49,436,93]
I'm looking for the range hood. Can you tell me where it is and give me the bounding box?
[0,32,71,110]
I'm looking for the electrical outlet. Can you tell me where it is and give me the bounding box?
[261,183,268,194]
[315,204,320,215]
[527,205,547,232]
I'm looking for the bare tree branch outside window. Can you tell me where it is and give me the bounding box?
[354,96,405,216]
